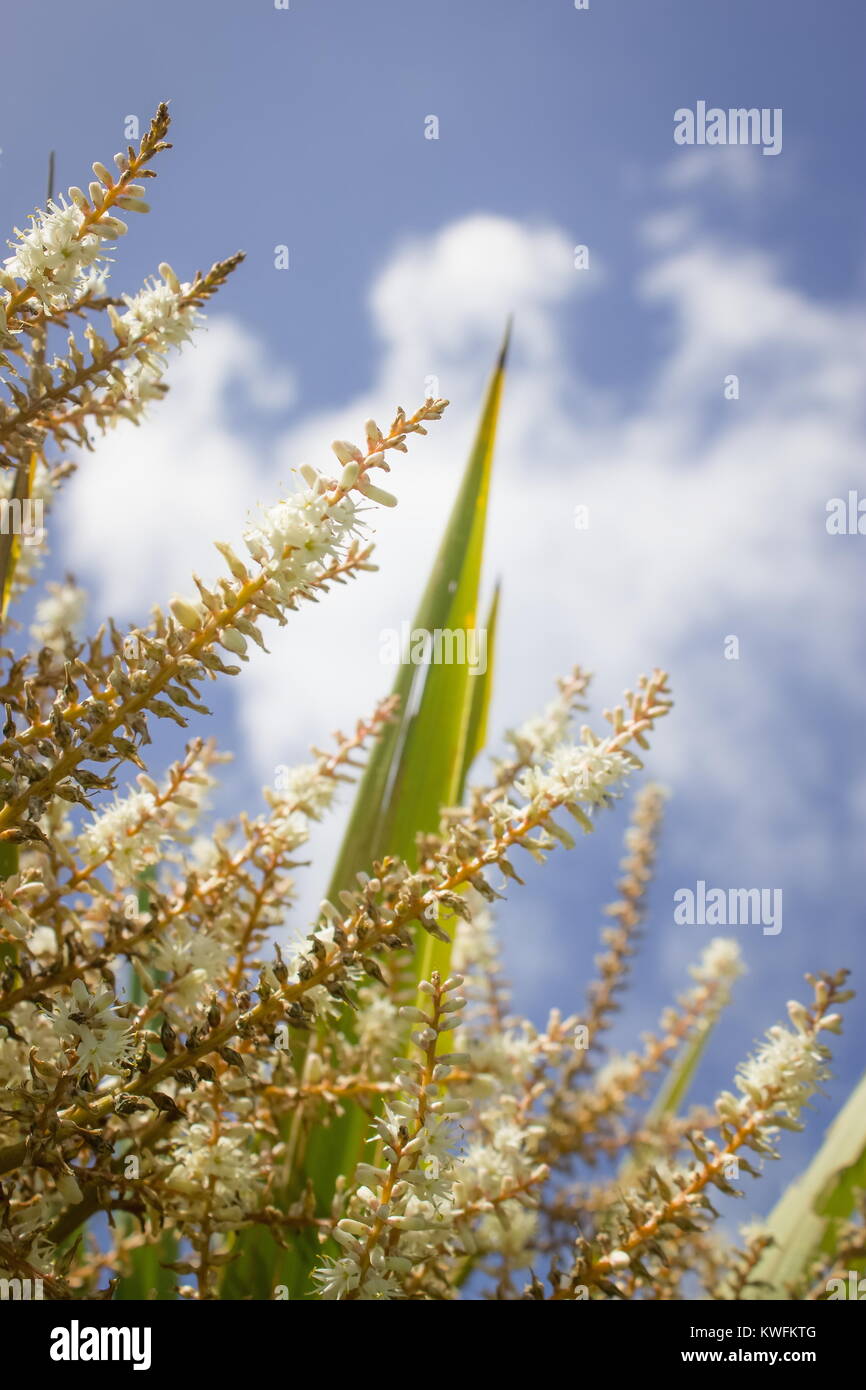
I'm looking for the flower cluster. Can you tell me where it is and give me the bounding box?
[113,265,203,410]
[315,972,471,1299]
[4,197,109,313]
[2,105,169,321]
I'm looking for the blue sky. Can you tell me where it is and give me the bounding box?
[3,0,866,1217]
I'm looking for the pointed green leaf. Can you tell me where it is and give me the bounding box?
[327,323,509,887]
[749,1069,866,1297]
[459,581,500,791]
[648,1019,714,1127]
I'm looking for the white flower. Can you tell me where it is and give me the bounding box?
[544,741,635,807]
[312,1256,363,1300]
[244,485,360,601]
[0,1003,63,1088]
[313,1257,396,1301]
[267,761,337,820]
[77,788,162,884]
[53,978,133,1078]
[168,1120,261,1222]
[591,1053,639,1093]
[76,266,110,297]
[4,197,112,309]
[149,921,231,1000]
[516,739,634,817]
[356,994,404,1062]
[508,690,577,765]
[735,1023,828,1120]
[476,1203,537,1258]
[108,267,202,417]
[120,272,199,351]
[265,806,309,853]
[691,937,745,988]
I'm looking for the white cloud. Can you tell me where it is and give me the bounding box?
[662,145,767,196]
[369,213,587,369]
[62,318,295,618]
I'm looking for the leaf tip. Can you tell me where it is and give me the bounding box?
[497,316,513,371]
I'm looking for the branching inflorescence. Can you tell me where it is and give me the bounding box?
[0,105,855,1302]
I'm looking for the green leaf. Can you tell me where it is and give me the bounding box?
[221,329,509,1300]
[458,581,500,791]
[749,1069,866,1298]
[0,843,19,880]
[411,577,501,992]
[327,323,509,887]
[113,1221,178,1301]
[647,1018,714,1128]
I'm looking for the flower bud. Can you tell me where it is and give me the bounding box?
[337,1218,371,1237]
[169,596,204,631]
[98,216,128,239]
[429,1098,470,1115]
[401,1135,427,1156]
[214,540,249,581]
[158,262,181,292]
[786,1000,810,1034]
[399,1006,429,1023]
[220,627,248,656]
[818,1013,843,1034]
[358,480,398,508]
[331,440,363,466]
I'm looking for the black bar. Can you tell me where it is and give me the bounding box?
[6,1295,859,1376]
